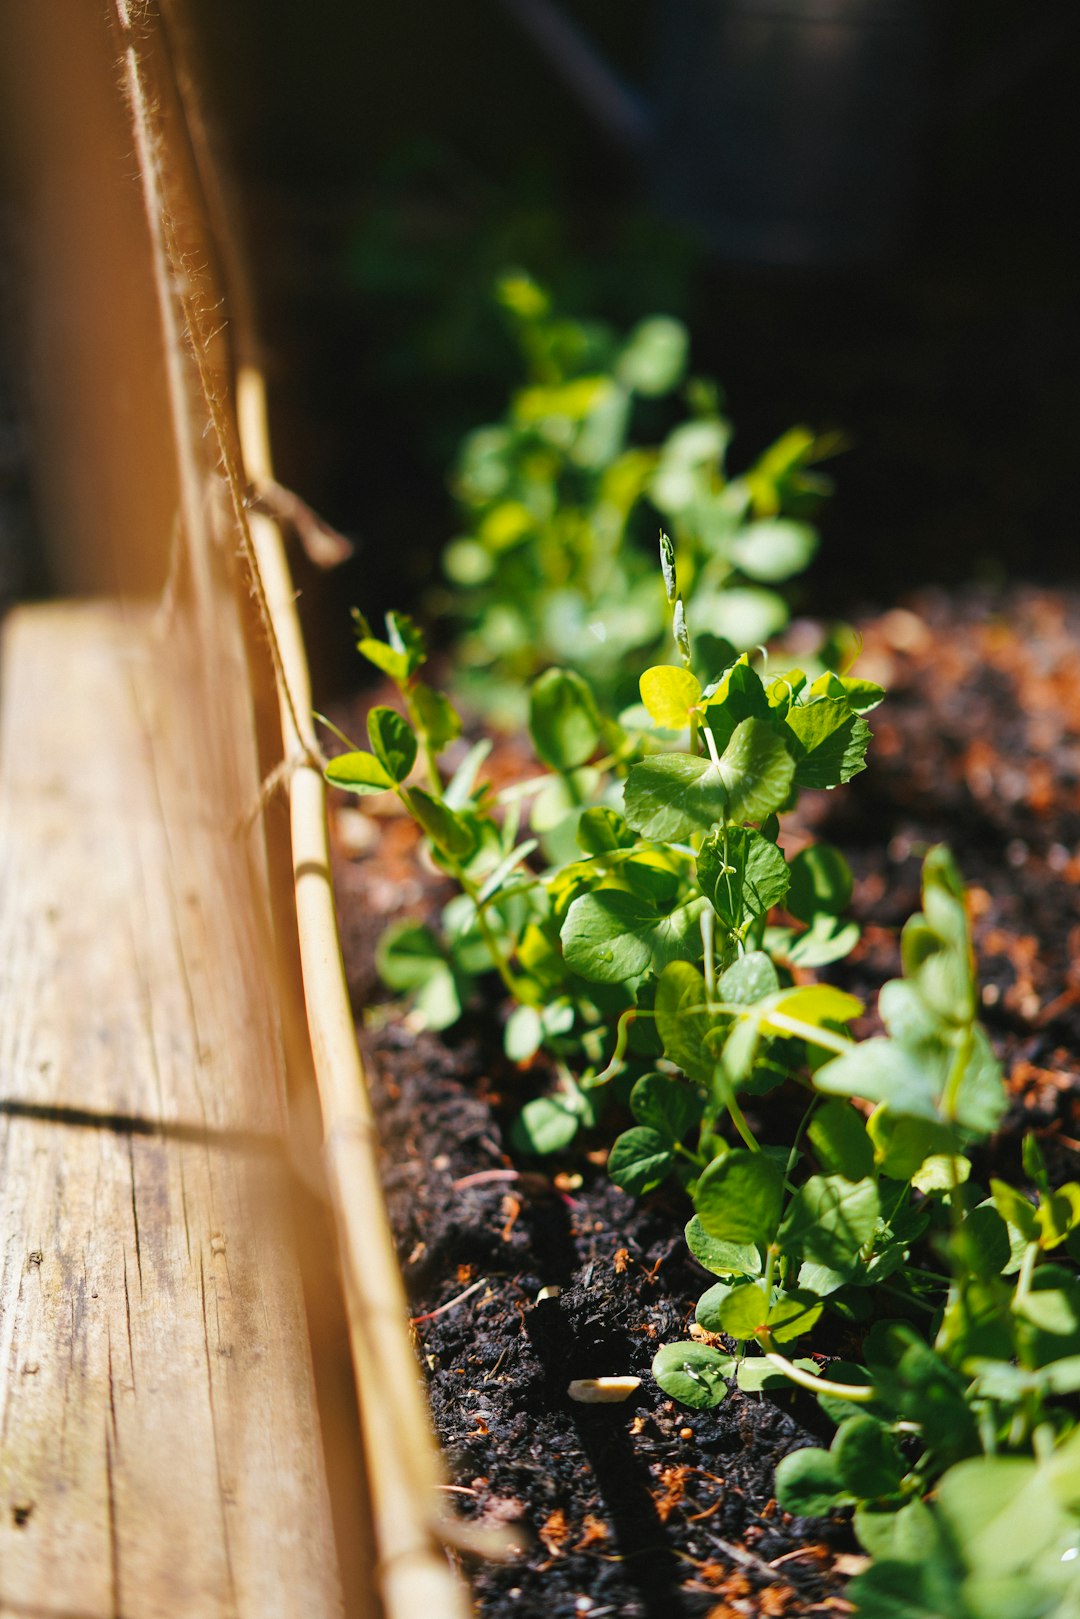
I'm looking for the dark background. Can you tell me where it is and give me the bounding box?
[182,2,1080,678]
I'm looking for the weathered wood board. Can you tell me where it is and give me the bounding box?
[0,601,346,1618]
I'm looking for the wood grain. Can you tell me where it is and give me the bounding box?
[0,602,346,1619]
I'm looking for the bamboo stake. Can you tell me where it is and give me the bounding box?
[113,1,485,1611]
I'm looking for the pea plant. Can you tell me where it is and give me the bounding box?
[327,544,1080,1617]
[438,272,844,720]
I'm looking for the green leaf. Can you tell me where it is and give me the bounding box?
[693,587,788,649]
[774,1447,848,1516]
[934,1454,1078,1583]
[785,699,872,789]
[529,668,601,772]
[767,1290,824,1342]
[376,920,446,990]
[659,531,677,603]
[576,806,635,855]
[623,720,795,842]
[759,983,863,1038]
[616,315,688,396]
[728,519,818,583]
[651,1341,734,1410]
[511,1095,581,1156]
[412,682,462,750]
[808,1099,875,1181]
[639,665,703,729]
[444,739,492,809]
[630,1071,703,1143]
[736,1356,819,1393]
[404,786,477,859]
[867,1108,962,1180]
[561,890,708,985]
[504,1004,543,1062]
[808,671,886,716]
[1015,1271,1080,1338]
[356,637,409,684]
[953,1203,1011,1279]
[853,1498,938,1563]
[375,921,461,1031]
[779,1175,881,1285]
[694,1149,783,1248]
[607,1127,673,1195]
[695,1280,734,1332]
[814,1038,942,1121]
[655,961,717,1084]
[787,843,854,921]
[697,826,789,931]
[770,914,861,967]
[715,1281,771,1340]
[684,1214,761,1278]
[385,610,426,674]
[325,749,394,795]
[367,706,418,784]
[833,1416,906,1499]
[716,950,780,1005]
[990,1180,1040,1242]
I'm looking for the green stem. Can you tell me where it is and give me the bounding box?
[701,908,717,1006]
[589,1007,642,1087]
[760,1340,878,1403]
[721,1078,759,1154]
[941,1024,974,1123]
[1016,1240,1040,1305]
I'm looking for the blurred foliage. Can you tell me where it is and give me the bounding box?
[430,270,844,721]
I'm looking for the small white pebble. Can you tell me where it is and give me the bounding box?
[567,1376,641,1404]
[333,807,378,856]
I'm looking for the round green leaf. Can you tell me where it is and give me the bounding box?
[616,316,688,396]
[504,1004,543,1063]
[728,520,818,583]
[779,1174,881,1281]
[561,889,706,985]
[375,920,445,990]
[787,844,853,922]
[693,587,788,649]
[717,950,779,1005]
[325,749,394,795]
[684,1214,761,1278]
[623,721,794,843]
[774,1446,847,1516]
[639,665,703,730]
[607,1127,673,1195]
[529,668,601,772]
[808,1099,875,1181]
[652,1341,734,1410]
[695,1281,735,1333]
[767,1290,824,1343]
[833,1416,906,1500]
[715,1281,771,1340]
[630,1072,703,1145]
[367,706,417,784]
[698,826,790,931]
[694,1149,783,1248]
[511,1096,580,1156]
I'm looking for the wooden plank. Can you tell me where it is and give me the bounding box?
[0,601,346,1619]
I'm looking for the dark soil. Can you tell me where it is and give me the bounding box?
[330,586,1080,1619]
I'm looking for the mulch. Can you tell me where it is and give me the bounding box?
[329,585,1080,1618]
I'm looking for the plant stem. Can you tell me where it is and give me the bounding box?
[759,1341,878,1403]
[701,908,717,1005]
